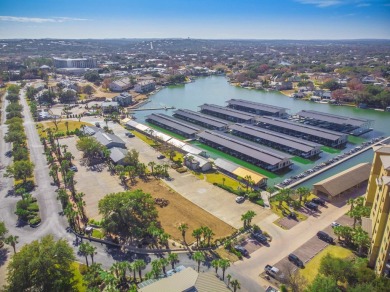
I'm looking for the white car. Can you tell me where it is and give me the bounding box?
[331,222,341,228]
[235,196,245,203]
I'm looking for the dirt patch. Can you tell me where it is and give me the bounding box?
[276,217,301,230]
[128,178,236,243]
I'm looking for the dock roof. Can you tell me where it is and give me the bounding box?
[200,104,258,121]
[146,113,200,136]
[229,123,320,153]
[297,110,369,127]
[313,163,371,197]
[258,116,345,142]
[174,109,229,128]
[197,130,288,166]
[227,99,288,113]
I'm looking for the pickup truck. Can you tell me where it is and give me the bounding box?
[265,265,284,279]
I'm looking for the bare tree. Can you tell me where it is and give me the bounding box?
[281,262,307,292]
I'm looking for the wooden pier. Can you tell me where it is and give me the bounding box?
[129,106,176,112]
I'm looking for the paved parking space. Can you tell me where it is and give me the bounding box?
[59,136,124,219]
[241,238,265,255]
[276,217,301,229]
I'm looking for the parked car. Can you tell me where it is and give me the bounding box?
[311,197,326,206]
[95,122,100,127]
[317,231,334,243]
[252,232,268,244]
[331,222,341,228]
[288,253,304,268]
[70,166,78,172]
[305,202,318,211]
[235,196,245,203]
[265,265,284,279]
[234,245,249,256]
[157,155,166,159]
[125,132,135,138]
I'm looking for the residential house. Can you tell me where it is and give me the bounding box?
[362,76,376,84]
[94,131,126,149]
[101,101,119,113]
[113,92,133,107]
[109,147,129,165]
[134,80,156,93]
[109,77,133,92]
[184,154,212,172]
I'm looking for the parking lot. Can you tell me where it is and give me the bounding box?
[59,136,124,219]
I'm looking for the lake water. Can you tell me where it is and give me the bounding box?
[134,76,390,186]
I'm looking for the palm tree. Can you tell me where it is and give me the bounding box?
[211,259,219,274]
[79,242,91,267]
[129,261,137,282]
[133,259,146,281]
[231,279,241,292]
[159,258,169,275]
[151,259,162,278]
[193,251,205,272]
[241,212,250,229]
[147,161,156,174]
[296,186,311,204]
[167,253,179,269]
[227,274,232,287]
[244,210,256,227]
[244,175,252,191]
[178,223,189,243]
[219,259,231,280]
[4,235,19,253]
[192,228,202,247]
[202,227,215,247]
[347,198,355,212]
[87,243,97,264]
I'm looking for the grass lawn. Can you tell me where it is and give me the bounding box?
[71,262,86,292]
[204,171,241,190]
[320,146,341,154]
[291,156,313,165]
[37,121,92,138]
[348,135,366,144]
[92,229,104,239]
[270,201,308,221]
[191,141,278,179]
[299,245,354,285]
[131,130,159,147]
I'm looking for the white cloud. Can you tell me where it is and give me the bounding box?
[0,16,89,23]
[296,0,342,7]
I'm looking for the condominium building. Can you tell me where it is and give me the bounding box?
[365,144,390,275]
[53,57,97,69]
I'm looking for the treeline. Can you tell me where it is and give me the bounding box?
[4,85,39,226]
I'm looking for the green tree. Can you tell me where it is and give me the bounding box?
[296,186,311,204]
[4,235,77,292]
[98,190,159,242]
[76,136,106,165]
[177,223,188,243]
[218,259,231,280]
[151,259,162,278]
[193,251,205,272]
[167,253,179,269]
[4,160,34,184]
[82,263,103,290]
[192,228,203,247]
[305,275,340,292]
[0,221,8,247]
[159,258,169,275]
[4,235,19,253]
[231,279,241,292]
[333,225,353,243]
[352,227,370,255]
[133,259,146,281]
[211,259,219,274]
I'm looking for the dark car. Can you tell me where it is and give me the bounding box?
[252,232,268,244]
[317,231,334,243]
[125,132,135,138]
[69,166,78,172]
[234,245,249,256]
[305,202,318,211]
[312,197,326,206]
[157,155,166,159]
[288,253,304,268]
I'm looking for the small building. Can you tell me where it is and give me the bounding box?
[109,147,128,165]
[138,267,229,292]
[184,154,212,172]
[93,131,126,149]
[313,163,371,201]
[101,101,119,113]
[113,92,133,107]
[109,77,133,92]
[134,80,156,93]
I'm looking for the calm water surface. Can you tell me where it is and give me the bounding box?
[134,76,390,186]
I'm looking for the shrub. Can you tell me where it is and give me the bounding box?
[248,192,259,201]
[27,202,39,212]
[256,199,265,207]
[15,181,35,192]
[29,216,41,226]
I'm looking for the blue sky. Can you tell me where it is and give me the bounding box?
[0,0,389,39]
